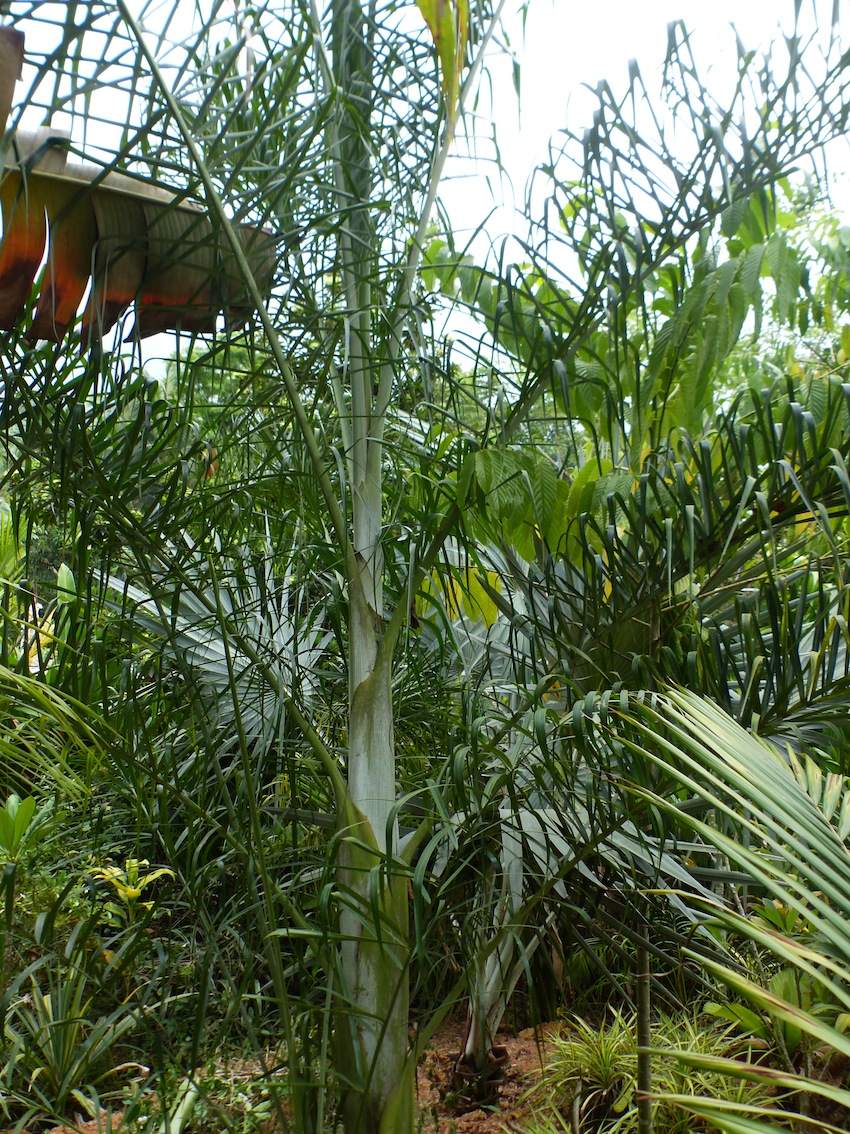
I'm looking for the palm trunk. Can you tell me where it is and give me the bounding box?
[330,2,412,1126]
[335,569,414,1132]
[462,810,525,1074]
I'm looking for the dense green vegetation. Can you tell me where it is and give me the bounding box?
[3,3,850,1133]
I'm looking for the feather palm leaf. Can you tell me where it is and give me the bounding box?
[604,689,850,1133]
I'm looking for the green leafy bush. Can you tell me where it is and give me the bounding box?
[2,945,140,1121]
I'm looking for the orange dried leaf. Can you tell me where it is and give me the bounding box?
[0,173,47,329]
[30,185,97,342]
[0,28,24,143]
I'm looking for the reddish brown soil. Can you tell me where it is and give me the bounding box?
[416,1016,562,1133]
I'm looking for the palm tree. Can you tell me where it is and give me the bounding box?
[4,4,850,1132]
[3,2,511,1129]
[416,11,850,1077]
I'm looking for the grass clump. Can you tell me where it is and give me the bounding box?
[527,1009,776,1133]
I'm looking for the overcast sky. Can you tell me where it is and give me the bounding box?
[442,0,842,245]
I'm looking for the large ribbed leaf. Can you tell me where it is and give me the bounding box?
[106,535,334,751]
[0,32,274,343]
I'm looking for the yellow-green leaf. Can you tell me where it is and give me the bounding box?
[415,0,469,133]
[57,563,76,604]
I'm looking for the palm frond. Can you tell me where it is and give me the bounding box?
[601,689,850,1128]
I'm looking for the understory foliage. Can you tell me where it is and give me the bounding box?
[2,2,850,1133]
[528,1011,774,1134]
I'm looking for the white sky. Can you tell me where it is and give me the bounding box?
[442,0,840,247]
[501,0,805,168]
[5,0,843,367]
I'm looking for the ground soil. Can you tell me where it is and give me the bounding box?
[32,1016,561,1134]
[415,1015,562,1133]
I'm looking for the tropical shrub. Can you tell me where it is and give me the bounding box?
[529,1011,775,1134]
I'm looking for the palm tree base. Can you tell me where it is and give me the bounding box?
[451,1044,509,1106]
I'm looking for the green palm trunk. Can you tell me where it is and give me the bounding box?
[328,2,408,1124]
